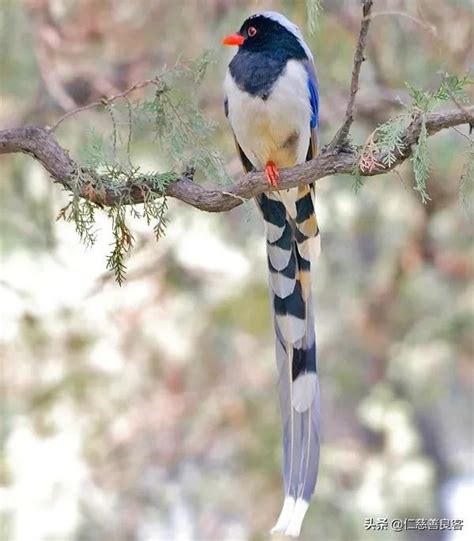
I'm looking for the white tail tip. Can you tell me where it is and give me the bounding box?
[285,498,309,537]
[270,496,295,534]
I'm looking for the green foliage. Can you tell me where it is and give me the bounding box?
[410,118,431,203]
[59,196,97,248]
[406,73,472,113]
[306,0,323,34]
[191,48,215,86]
[351,149,365,193]
[140,62,229,185]
[405,73,472,204]
[79,129,111,168]
[106,205,132,286]
[60,51,227,284]
[434,73,472,103]
[358,72,472,203]
[377,115,409,168]
[141,180,172,241]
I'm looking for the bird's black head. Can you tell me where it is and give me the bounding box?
[223,12,310,61]
[223,12,312,99]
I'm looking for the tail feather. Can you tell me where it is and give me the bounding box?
[268,252,297,298]
[257,185,321,538]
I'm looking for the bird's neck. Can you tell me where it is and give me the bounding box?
[229,49,289,100]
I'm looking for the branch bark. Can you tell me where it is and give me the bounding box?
[0,107,472,213]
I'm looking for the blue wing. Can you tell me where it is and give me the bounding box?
[305,63,319,129]
[302,61,320,160]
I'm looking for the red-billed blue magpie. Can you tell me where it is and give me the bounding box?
[222,11,321,538]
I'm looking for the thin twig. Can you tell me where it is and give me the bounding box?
[48,59,196,132]
[445,85,473,122]
[452,126,472,142]
[49,77,159,132]
[124,96,134,167]
[370,11,437,35]
[329,0,374,150]
[105,102,118,158]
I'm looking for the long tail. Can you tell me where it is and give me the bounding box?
[257,186,321,538]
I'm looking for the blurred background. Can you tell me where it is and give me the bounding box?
[0,0,473,540]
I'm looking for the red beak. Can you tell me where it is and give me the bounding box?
[222,33,245,46]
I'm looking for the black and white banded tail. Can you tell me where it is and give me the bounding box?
[256,186,321,537]
[222,12,322,535]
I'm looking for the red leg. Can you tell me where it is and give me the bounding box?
[265,161,280,188]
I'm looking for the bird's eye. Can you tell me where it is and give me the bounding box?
[248,26,257,37]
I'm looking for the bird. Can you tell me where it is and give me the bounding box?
[222,11,321,538]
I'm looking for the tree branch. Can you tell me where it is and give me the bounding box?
[1,107,471,213]
[2,0,470,215]
[329,0,374,149]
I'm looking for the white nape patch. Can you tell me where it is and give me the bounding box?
[285,498,310,537]
[253,11,314,62]
[270,496,296,534]
[224,60,311,170]
[292,373,317,412]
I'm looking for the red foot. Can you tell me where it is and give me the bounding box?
[265,161,280,188]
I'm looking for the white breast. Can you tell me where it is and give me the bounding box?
[224,60,312,170]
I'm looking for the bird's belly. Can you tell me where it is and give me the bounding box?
[229,98,308,169]
[225,60,312,170]
[247,115,300,168]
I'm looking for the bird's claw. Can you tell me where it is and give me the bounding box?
[265,161,280,188]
